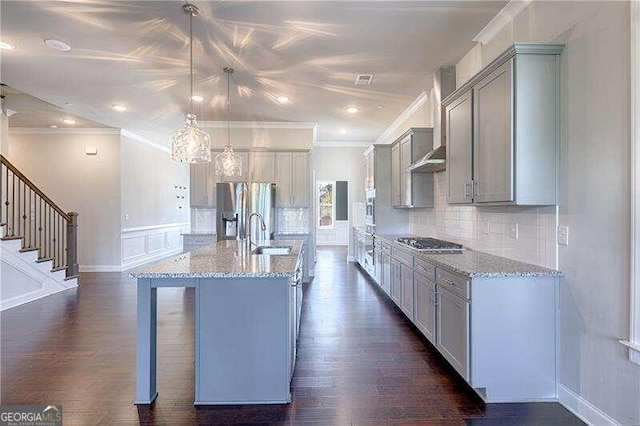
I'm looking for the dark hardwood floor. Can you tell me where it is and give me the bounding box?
[1,246,583,425]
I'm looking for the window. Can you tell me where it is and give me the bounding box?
[622,0,640,365]
[316,181,335,229]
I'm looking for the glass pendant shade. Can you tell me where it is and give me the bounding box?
[171,114,211,163]
[215,144,243,177]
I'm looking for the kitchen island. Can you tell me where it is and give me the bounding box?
[130,239,304,405]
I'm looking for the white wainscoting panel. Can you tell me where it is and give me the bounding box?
[121,222,189,271]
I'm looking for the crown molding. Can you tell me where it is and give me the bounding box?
[199,121,318,130]
[375,91,428,144]
[9,127,119,135]
[472,0,532,45]
[120,129,171,154]
[315,140,372,148]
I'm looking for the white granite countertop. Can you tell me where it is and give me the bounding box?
[130,239,302,279]
[374,233,561,278]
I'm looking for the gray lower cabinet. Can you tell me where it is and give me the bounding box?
[436,286,470,380]
[381,251,391,295]
[413,272,436,343]
[400,263,414,318]
[353,231,557,403]
[183,234,216,253]
[390,259,402,305]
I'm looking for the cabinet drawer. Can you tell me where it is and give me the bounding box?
[436,268,470,300]
[391,246,414,267]
[414,258,436,281]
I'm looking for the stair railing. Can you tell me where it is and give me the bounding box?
[0,155,78,278]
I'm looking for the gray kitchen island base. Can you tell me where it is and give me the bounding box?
[132,240,303,406]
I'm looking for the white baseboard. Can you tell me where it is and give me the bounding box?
[557,383,619,426]
[79,265,122,272]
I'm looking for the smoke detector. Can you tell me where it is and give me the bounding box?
[354,74,374,86]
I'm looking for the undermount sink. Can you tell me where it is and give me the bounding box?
[251,246,292,255]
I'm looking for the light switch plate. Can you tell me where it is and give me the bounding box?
[558,225,569,246]
[124,213,130,222]
[509,222,519,239]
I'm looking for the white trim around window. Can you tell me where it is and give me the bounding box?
[621,0,640,365]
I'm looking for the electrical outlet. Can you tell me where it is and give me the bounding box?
[482,220,490,235]
[558,225,569,246]
[509,222,519,239]
[124,213,130,222]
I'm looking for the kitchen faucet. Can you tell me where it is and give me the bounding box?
[248,212,267,247]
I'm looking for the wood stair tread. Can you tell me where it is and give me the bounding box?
[36,257,54,263]
[64,274,80,281]
[1,236,23,241]
[51,266,68,273]
[19,247,40,253]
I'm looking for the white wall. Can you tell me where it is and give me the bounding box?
[447,1,639,424]
[8,130,122,269]
[119,134,190,270]
[120,135,190,228]
[0,107,9,156]
[312,146,366,246]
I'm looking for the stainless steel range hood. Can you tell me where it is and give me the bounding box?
[405,145,446,172]
[406,66,455,173]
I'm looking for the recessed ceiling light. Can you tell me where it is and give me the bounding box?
[377,105,384,109]
[112,104,127,112]
[191,95,204,102]
[277,96,289,104]
[347,106,358,114]
[65,102,74,107]
[44,39,71,52]
[62,118,76,125]
[339,128,348,135]
[0,41,16,50]
[48,125,58,129]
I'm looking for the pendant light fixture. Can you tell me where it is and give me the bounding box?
[214,67,242,177]
[171,3,211,164]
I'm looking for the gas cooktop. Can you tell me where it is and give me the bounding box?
[397,237,465,253]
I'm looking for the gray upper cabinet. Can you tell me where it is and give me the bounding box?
[275,152,310,207]
[443,43,564,206]
[190,161,218,208]
[391,128,434,208]
[249,152,275,182]
[473,60,513,203]
[446,91,473,204]
[391,144,401,207]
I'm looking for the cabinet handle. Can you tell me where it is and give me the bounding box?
[464,182,471,198]
[441,278,455,287]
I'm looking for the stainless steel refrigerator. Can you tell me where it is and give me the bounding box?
[216,182,276,242]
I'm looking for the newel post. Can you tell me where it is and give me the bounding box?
[66,211,79,279]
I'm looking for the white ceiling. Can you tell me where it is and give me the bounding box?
[0,1,504,145]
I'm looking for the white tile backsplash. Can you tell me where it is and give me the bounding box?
[409,172,558,269]
[276,208,309,234]
[191,208,216,232]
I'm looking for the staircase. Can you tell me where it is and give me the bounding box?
[1,154,79,311]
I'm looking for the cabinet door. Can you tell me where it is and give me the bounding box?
[400,264,414,319]
[400,136,412,207]
[391,144,401,207]
[437,287,470,380]
[289,282,297,379]
[190,163,207,206]
[381,253,391,295]
[204,160,217,207]
[446,90,474,204]
[250,152,275,182]
[291,153,310,206]
[275,153,293,206]
[374,248,382,284]
[390,260,402,306]
[414,273,436,343]
[473,60,514,203]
